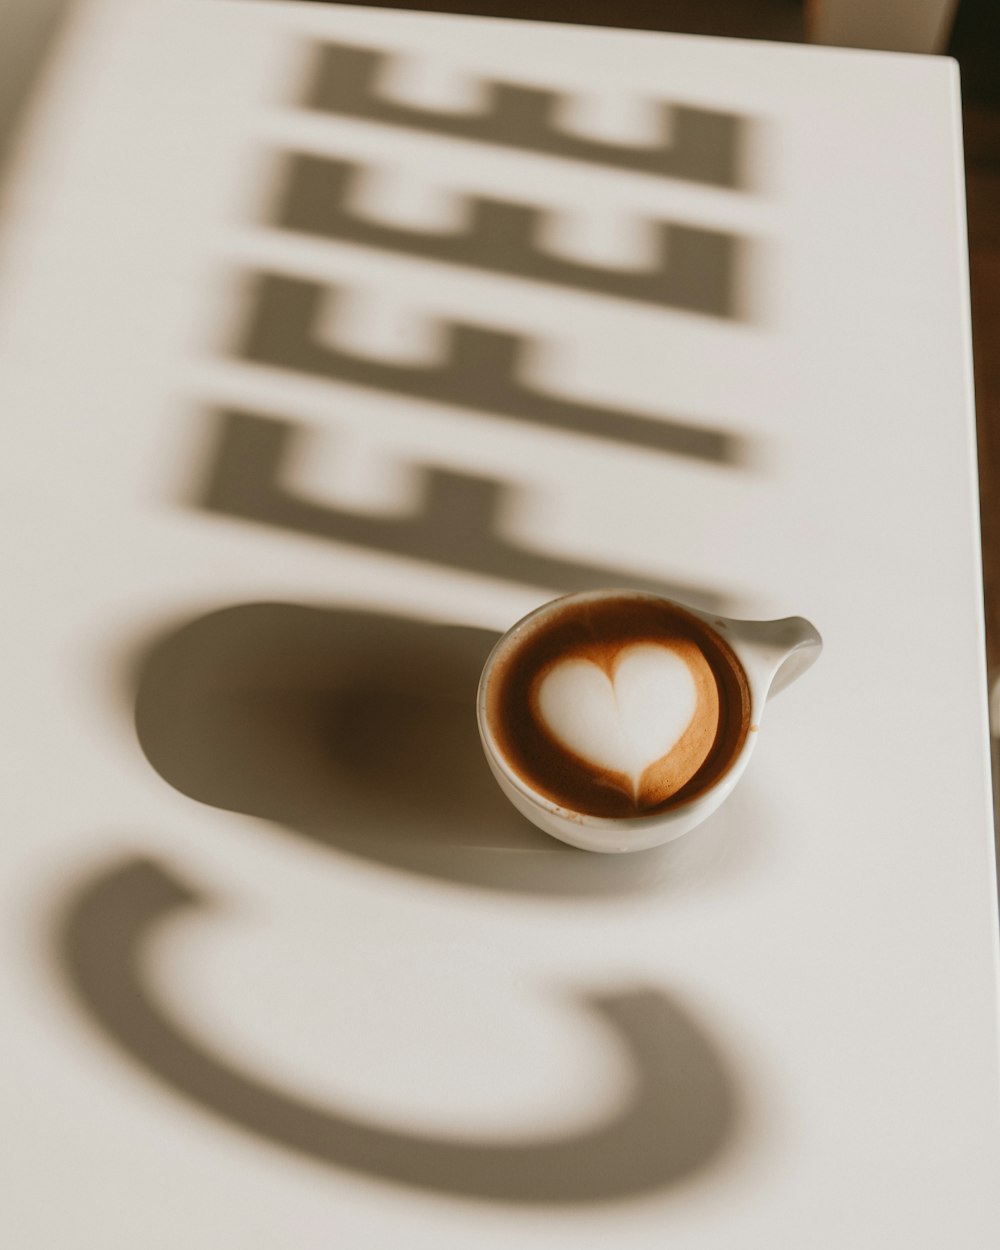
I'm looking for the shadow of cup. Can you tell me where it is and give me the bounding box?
[130,601,760,896]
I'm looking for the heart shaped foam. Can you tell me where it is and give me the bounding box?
[536,643,698,788]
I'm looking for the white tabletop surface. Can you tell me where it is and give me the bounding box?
[2,1,999,1244]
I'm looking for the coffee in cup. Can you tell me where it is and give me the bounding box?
[477,589,820,852]
[481,591,751,819]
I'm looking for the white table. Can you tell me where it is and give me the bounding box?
[2,2,999,1244]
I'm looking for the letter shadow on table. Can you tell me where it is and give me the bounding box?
[232,271,748,470]
[298,38,747,189]
[53,854,740,1203]
[191,405,725,611]
[129,600,748,897]
[270,151,741,320]
[281,36,759,320]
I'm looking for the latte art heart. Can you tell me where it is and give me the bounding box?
[485,593,746,817]
[536,644,699,791]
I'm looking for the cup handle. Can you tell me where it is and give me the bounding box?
[722,615,823,700]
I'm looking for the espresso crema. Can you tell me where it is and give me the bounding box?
[484,593,751,818]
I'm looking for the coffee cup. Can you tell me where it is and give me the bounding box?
[476,589,821,853]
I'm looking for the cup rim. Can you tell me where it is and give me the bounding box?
[476,588,755,830]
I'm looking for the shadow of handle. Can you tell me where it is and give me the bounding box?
[54,856,737,1205]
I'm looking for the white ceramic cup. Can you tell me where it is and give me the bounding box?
[476,589,822,853]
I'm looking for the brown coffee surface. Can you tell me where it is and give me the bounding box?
[485,594,751,818]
